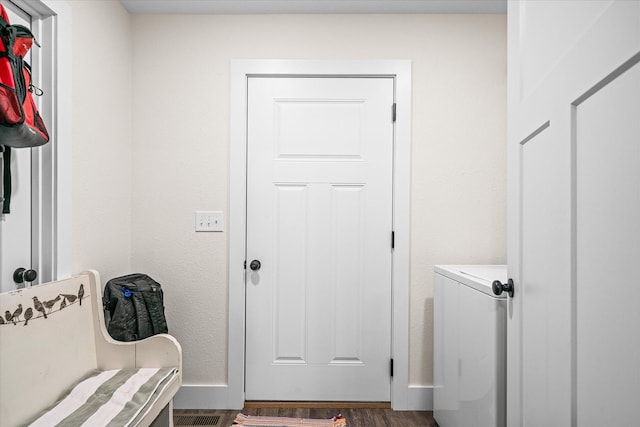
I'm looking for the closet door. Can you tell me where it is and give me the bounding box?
[245,76,394,401]
[1,3,32,292]
[507,1,640,426]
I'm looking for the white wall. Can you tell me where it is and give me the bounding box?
[70,0,133,281]
[65,4,506,398]
[129,14,507,390]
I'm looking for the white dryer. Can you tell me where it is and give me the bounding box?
[433,265,507,427]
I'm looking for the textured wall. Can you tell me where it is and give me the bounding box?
[57,0,508,392]
[129,13,507,387]
[70,1,133,282]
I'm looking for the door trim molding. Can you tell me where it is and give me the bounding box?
[228,60,411,409]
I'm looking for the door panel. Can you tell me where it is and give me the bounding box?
[508,1,640,425]
[246,76,393,401]
[0,2,32,292]
[520,124,571,425]
[0,148,31,291]
[575,61,640,425]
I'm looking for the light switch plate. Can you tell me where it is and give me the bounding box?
[195,211,224,232]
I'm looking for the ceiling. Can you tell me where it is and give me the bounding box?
[119,0,507,15]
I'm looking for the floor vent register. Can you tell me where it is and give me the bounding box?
[174,414,221,426]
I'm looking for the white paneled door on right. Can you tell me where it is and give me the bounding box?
[245,77,394,401]
[508,1,640,426]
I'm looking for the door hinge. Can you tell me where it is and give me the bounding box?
[390,358,394,377]
[244,260,246,270]
[391,231,395,250]
[392,103,397,123]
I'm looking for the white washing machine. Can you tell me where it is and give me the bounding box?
[433,265,507,427]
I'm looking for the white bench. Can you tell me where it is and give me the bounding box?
[0,270,182,426]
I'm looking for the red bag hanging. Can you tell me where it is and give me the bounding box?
[0,3,49,148]
[1,4,49,213]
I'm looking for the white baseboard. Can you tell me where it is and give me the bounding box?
[407,385,434,411]
[173,385,243,410]
[174,384,433,411]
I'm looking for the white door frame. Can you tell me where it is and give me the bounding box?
[228,60,411,409]
[2,0,72,284]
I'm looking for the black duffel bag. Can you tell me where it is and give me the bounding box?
[103,273,168,342]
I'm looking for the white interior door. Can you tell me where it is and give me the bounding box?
[245,76,394,401]
[0,2,32,292]
[507,1,640,425]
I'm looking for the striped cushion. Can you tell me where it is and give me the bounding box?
[26,368,177,427]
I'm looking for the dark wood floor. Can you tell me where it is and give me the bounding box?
[174,404,437,427]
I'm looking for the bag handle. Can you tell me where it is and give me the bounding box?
[1,145,11,214]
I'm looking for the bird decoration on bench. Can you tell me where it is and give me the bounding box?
[12,304,22,322]
[0,283,88,327]
[32,296,47,319]
[78,283,85,306]
[4,309,14,324]
[60,293,77,304]
[43,295,61,313]
[23,307,33,326]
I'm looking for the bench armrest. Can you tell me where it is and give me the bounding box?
[135,333,183,371]
[84,270,182,376]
